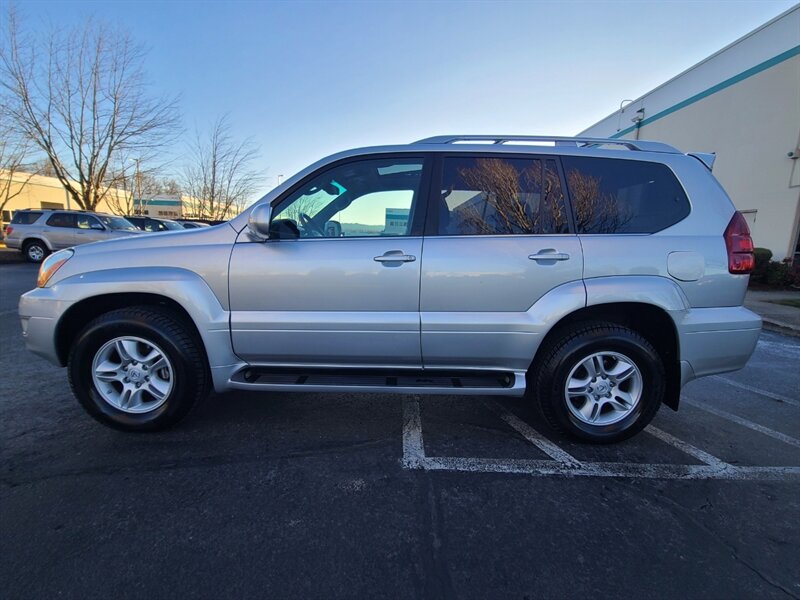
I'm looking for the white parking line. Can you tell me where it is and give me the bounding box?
[401,398,800,481]
[482,400,582,466]
[420,456,800,480]
[712,376,800,408]
[645,425,730,468]
[683,397,800,449]
[402,397,425,469]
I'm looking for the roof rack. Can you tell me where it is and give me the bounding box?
[414,135,681,154]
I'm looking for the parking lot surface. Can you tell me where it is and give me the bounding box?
[2,262,799,599]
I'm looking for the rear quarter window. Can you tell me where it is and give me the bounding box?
[562,157,690,234]
[10,211,43,225]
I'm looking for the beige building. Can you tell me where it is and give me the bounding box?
[580,6,800,262]
[1,169,243,231]
[1,170,129,230]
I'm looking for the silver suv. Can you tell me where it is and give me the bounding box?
[5,209,140,263]
[18,136,762,442]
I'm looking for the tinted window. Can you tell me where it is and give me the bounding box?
[11,211,43,225]
[273,158,424,238]
[97,215,138,231]
[562,157,690,234]
[77,215,102,229]
[144,219,163,232]
[46,213,78,228]
[439,156,569,235]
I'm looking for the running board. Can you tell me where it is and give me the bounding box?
[228,367,527,396]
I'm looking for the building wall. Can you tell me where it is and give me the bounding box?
[134,196,183,219]
[1,171,129,229]
[580,6,800,261]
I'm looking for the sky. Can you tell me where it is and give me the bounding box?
[9,0,798,196]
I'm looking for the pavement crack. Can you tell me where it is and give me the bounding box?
[619,482,799,600]
[413,471,457,600]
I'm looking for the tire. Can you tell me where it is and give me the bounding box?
[530,321,665,443]
[23,240,49,263]
[68,306,209,431]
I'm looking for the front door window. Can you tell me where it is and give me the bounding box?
[272,158,425,238]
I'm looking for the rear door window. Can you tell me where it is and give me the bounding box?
[11,211,43,225]
[46,213,78,228]
[438,156,569,235]
[561,157,690,234]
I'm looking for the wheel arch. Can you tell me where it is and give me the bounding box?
[50,268,238,386]
[22,236,53,251]
[533,300,683,411]
[56,293,204,366]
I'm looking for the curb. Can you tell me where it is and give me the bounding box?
[0,250,24,265]
[760,319,800,338]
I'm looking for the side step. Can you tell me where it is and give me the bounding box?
[228,367,527,396]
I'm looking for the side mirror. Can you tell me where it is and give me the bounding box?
[248,204,273,239]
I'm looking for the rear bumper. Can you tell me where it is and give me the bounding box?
[676,306,761,384]
[5,237,21,250]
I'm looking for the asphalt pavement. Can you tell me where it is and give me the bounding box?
[1,262,799,599]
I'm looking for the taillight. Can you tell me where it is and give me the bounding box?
[5,226,12,236]
[724,211,754,274]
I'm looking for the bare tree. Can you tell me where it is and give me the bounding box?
[182,116,262,221]
[161,177,181,197]
[105,155,165,216]
[452,158,569,235]
[0,9,180,211]
[566,168,632,234]
[0,100,37,217]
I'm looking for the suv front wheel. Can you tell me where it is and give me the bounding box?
[531,322,665,443]
[68,306,209,431]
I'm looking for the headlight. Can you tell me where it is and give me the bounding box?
[37,249,74,288]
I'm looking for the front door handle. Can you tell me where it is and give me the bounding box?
[374,251,416,263]
[528,250,571,262]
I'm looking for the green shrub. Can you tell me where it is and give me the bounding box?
[765,261,791,287]
[752,247,772,283]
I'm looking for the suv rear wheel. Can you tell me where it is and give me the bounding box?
[23,240,49,263]
[68,306,209,431]
[531,322,664,443]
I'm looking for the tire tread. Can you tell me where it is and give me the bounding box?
[67,305,209,431]
[531,320,664,443]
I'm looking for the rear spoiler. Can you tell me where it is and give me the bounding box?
[688,152,716,171]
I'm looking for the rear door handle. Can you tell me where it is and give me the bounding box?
[374,251,416,263]
[528,250,571,262]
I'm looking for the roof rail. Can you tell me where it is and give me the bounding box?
[414,135,681,154]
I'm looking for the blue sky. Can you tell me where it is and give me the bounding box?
[13,0,798,192]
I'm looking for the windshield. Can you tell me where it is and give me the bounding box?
[97,216,138,231]
[161,220,184,230]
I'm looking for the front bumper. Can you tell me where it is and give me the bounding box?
[677,306,762,384]
[18,287,72,366]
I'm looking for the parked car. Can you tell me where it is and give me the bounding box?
[126,216,185,233]
[18,135,761,442]
[5,209,140,263]
[176,220,211,229]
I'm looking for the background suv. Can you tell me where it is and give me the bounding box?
[18,135,761,442]
[5,209,139,262]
